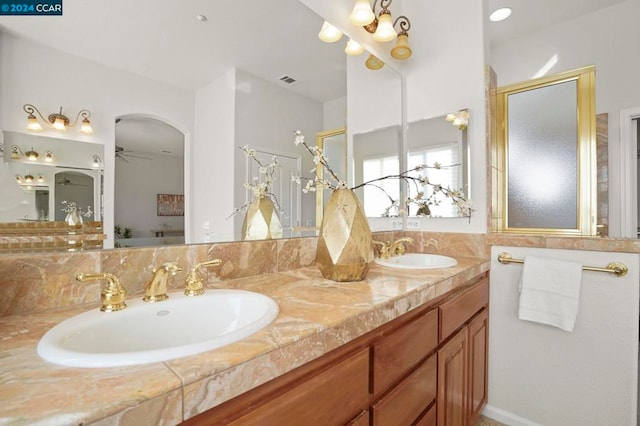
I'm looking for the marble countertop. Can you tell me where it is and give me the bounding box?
[0,256,489,425]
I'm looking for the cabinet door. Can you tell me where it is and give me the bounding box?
[437,327,468,426]
[467,309,488,425]
[229,348,370,426]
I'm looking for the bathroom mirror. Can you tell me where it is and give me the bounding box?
[494,66,596,236]
[0,0,403,251]
[406,114,469,218]
[0,131,103,224]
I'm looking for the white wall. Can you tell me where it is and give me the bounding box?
[0,32,194,247]
[193,69,237,243]
[233,69,323,236]
[490,0,640,237]
[114,154,183,238]
[488,246,639,425]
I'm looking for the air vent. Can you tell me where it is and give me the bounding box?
[279,75,296,84]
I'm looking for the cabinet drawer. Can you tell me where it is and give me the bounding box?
[372,354,437,426]
[372,308,438,395]
[230,348,370,426]
[439,278,488,341]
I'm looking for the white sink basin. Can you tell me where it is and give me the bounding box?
[37,289,279,368]
[375,253,458,270]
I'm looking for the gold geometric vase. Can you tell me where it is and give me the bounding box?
[241,196,283,240]
[315,188,374,282]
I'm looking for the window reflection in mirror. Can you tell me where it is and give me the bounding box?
[406,114,469,217]
[315,128,346,225]
[353,125,401,217]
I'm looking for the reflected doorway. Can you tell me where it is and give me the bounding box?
[114,116,185,247]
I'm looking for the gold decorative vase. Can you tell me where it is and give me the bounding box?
[316,188,373,282]
[241,196,283,240]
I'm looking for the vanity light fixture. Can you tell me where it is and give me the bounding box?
[10,145,22,160]
[24,173,34,183]
[15,174,22,183]
[365,53,385,70]
[446,109,470,130]
[37,174,44,183]
[23,104,94,134]
[345,38,365,56]
[318,20,343,43]
[44,151,53,162]
[92,154,101,168]
[25,147,39,161]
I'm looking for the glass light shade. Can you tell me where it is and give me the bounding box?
[81,118,94,134]
[26,149,38,161]
[26,114,43,131]
[365,54,384,70]
[24,174,33,183]
[52,117,66,130]
[10,147,20,160]
[345,39,365,56]
[37,175,44,183]
[372,12,396,42]
[44,151,53,162]
[390,34,412,59]
[15,175,22,183]
[318,21,343,43]
[349,0,375,26]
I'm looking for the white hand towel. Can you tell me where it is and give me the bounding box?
[518,255,583,332]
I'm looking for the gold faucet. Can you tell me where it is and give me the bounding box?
[373,237,414,259]
[76,272,127,312]
[143,262,182,302]
[185,259,222,296]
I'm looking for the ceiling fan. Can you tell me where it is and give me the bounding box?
[115,145,152,162]
[56,177,88,187]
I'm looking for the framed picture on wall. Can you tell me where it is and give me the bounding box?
[157,194,184,216]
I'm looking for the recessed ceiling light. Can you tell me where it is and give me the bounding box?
[196,14,207,23]
[490,7,512,22]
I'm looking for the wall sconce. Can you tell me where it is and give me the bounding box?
[37,174,44,183]
[446,109,470,130]
[345,39,365,56]
[23,104,94,134]
[15,174,22,183]
[44,151,53,162]
[25,147,39,161]
[92,154,101,168]
[10,145,22,160]
[24,173,34,183]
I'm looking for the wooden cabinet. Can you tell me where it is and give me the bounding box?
[437,277,489,426]
[183,274,489,426]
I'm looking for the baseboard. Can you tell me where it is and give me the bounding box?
[482,404,542,426]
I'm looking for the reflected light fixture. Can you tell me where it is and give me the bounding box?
[25,147,39,161]
[446,109,470,130]
[37,174,44,183]
[92,154,101,168]
[365,54,385,70]
[15,174,22,183]
[10,145,22,160]
[318,20,343,43]
[24,173,34,183]
[44,151,53,162]
[23,104,94,134]
[345,38,365,56]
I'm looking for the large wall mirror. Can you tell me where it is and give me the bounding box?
[0,131,103,224]
[494,66,596,236]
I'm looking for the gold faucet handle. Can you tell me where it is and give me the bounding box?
[185,259,223,296]
[156,262,182,274]
[76,272,127,312]
[372,240,392,259]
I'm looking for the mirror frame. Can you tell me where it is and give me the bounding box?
[493,66,596,236]
[315,127,346,225]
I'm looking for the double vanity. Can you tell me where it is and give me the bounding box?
[0,242,490,425]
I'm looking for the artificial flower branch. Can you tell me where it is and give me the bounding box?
[293,130,472,218]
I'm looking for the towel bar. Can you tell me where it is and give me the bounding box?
[497,252,628,277]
